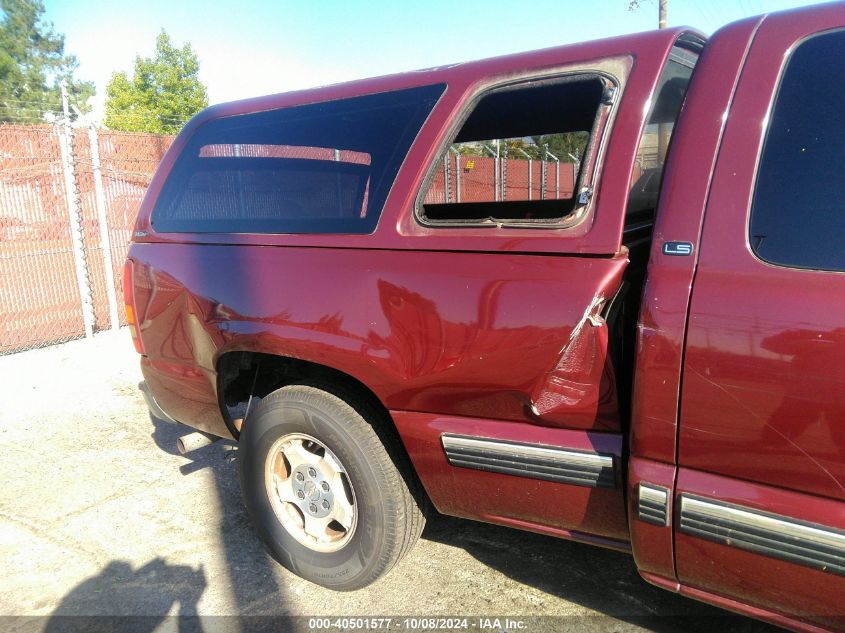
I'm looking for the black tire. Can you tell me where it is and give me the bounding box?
[237,384,425,591]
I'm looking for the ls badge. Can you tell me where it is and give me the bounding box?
[663,241,693,256]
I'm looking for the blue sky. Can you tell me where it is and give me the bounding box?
[44,0,827,116]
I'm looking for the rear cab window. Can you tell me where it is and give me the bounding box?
[627,45,698,227]
[151,84,445,234]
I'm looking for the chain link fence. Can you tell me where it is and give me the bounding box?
[423,153,578,205]
[0,123,174,354]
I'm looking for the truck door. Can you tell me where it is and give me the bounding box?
[676,6,845,628]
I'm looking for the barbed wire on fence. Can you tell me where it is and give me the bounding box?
[0,97,195,128]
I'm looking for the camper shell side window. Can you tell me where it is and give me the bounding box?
[417,73,618,229]
[151,84,445,235]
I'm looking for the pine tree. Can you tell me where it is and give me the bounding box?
[0,0,94,123]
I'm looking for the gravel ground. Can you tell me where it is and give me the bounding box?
[0,331,777,633]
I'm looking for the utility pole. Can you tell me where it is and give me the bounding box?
[628,0,667,28]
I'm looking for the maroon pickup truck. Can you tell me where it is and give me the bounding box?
[125,3,845,630]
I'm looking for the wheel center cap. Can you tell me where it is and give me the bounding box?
[304,480,321,501]
[289,464,334,518]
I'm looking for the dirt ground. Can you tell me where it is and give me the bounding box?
[0,331,777,632]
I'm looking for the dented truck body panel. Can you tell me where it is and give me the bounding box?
[133,238,631,540]
[134,244,628,438]
[127,3,845,630]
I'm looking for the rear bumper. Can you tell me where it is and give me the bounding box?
[139,358,231,437]
[139,380,180,425]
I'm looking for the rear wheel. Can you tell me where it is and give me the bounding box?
[237,384,424,590]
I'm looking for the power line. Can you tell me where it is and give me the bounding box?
[696,0,725,31]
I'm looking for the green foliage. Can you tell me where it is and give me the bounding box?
[0,0,94,123]
[532,132,590,163]
[500,137,540,159]
[104,30,208,134]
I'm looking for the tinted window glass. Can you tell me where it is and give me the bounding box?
[627,47,696,221]
[152,84,444,234]
[750,31,845,271]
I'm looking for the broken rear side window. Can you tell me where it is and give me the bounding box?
[419,74,614,227]
[152,84,445,234]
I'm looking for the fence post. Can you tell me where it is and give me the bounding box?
[59,82,94,339]
[540,160,546,201]
[452,149,461,203]
[528,158,532,201]
[443,153,451,203]
[556,162,560,199]
[500,144,507,201]
[494,156,499,201]
[483,143,500,201]
[517,147,532,200]
[89,126,120,330]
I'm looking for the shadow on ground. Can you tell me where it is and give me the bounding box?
[148,414,289,616]
[40,414,288,633]
[40,411,778,633]
[421,513,779,632]
[43,559,206,633]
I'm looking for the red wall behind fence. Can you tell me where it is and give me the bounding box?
[423,153,577,205]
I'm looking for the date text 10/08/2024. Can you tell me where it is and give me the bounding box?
[307,618,527,631]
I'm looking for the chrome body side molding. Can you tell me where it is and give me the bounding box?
[440,434,615,489]
[679,495,845,576]
[637,483,670,526]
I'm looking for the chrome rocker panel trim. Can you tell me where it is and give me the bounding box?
[679,494,845,576]
[440,434,615,489]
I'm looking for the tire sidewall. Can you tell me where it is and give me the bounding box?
[238,389,387,589]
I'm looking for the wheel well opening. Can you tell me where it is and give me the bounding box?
[218,352,384,433]
[218,350,430,514]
